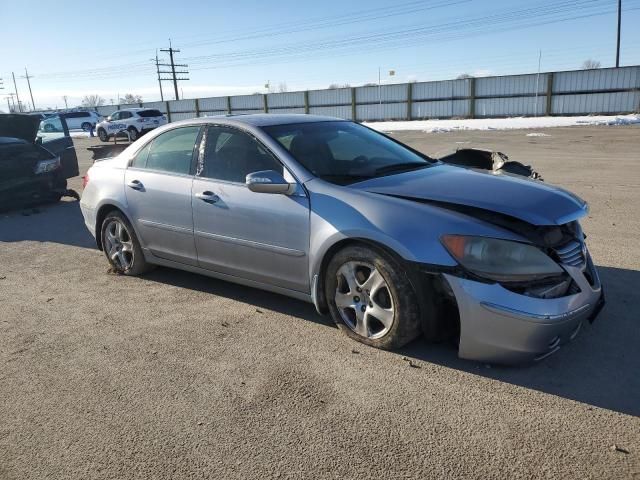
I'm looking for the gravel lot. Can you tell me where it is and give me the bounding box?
[1,125,639,479]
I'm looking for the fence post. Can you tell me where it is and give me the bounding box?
[226,96,232,114]
[166,101,171,123]
[351,87,357,122]
[304,91,310,114]
[546,72,554,116]
[195,98,200,118]
[407,82,413,121]
[469,78,476,119]
[263,94,269,113]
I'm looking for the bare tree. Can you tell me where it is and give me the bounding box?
[81,94,105,107]
[328,83,351,89]
[456,73,474,79]
[581,59,601,69]
[277,82,288,93]
[122,93,143,104]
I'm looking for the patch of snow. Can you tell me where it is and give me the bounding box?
[70,131,91,138]
[364,114,640,133]
[526,132,551,137]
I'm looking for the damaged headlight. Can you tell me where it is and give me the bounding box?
[34,157,61,175]
[441,235,563,283]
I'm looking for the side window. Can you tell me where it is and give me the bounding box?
[200,126,283,183]
[143,126,201,175]
[110,112,120,121]
[131,142,151,168]
[120,111,132,119]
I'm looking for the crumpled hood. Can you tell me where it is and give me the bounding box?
[351,163,587,226]
[0,114,40,143]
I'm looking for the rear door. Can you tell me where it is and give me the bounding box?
[36,115,79,179]
[124,126,202,266]
[192,125,310,292]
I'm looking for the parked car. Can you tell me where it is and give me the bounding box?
[95,108,167,142]
[79,114,604,364]
[41,111,100,132]
[0,114,79,211]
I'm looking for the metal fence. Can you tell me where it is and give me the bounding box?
[96,66,640,122]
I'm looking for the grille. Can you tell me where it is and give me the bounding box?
[553,240,585,267]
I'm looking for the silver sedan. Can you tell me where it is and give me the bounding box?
[80,114,604,364]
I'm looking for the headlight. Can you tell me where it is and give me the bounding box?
[34,157,61,175]
[441,235,563,282]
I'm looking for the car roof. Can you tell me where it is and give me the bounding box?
[119,107,160,112]
[170,113,343,128]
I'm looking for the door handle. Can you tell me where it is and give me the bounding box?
[127,179,144,190]
[195,191,219,203]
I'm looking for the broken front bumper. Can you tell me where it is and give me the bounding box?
[444,254,603,365]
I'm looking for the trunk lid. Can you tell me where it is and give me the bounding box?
[0,114,40,143]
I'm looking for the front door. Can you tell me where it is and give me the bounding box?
[192,126,310,293]
[124,126,202,266]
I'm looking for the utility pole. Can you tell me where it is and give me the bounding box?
[62,96,68,109]
[616,0,622,67]
[159,40,189,101]
[21,67,36,111]
[11,72,22,112]
[152,51,164,101]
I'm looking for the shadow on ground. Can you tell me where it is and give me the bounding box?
[2,200,638,417]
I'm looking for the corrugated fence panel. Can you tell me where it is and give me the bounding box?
[308,88,351,106]
[169,99,196,113]
[268,107,306,114]
[267,92,305,108]
[309,105,353,119]
[552,91,640,114]
[142,101,167,113]
[356,103,407,121]
[229,108,265,115]
[554,67,640,93]
[120,103,140,109]
[476,97,546,117]
[476,74,547,96]
[96,105,118,116]
[230,94,263,110]
[199,97,228,112]
[412,79,469,100]
[411,100,469,119]
[169,112,198,122]
[356,84,407,103]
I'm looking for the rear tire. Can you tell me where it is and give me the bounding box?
[325,245,421,350]
[127,127,139,141]
[81,122,92,131]
[98,128,109,142]
[100,211,151,275]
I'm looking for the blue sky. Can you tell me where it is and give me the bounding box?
[1,0,639,109]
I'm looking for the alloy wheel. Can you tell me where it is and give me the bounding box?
[103,219,134,270]
[334,261,395,339]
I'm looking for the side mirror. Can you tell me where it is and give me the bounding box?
[246,170,295,195]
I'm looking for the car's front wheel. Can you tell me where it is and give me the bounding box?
[325,245,421,350]
[97,128,109,142]
[100,211,151,275]
[81,122,92,131]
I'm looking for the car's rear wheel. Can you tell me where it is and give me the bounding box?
[325,245,421,350]
[81,122,92,131]
[100,211,150,275]
[127,127,139,141]
[98,128,109,142]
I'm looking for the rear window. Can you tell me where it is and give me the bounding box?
[137,109,163,118]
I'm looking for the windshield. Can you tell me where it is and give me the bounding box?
[262,121,433,185]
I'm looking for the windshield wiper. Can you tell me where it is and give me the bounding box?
[373,162,430,176]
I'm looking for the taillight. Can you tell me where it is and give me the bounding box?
[82,173,89,189]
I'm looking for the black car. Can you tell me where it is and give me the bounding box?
[0,114,79,211]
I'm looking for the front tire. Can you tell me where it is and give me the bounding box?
[325,245,421,350]
[98,128,109,142]
[100,211,151,275]
[81,122,92,131]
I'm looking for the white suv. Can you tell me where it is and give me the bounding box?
[41,111,100,132]
[96,108,167,142]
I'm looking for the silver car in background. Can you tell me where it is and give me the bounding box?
[80,114,604,364]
